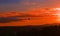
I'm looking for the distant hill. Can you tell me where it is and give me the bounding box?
[0,25,60,36]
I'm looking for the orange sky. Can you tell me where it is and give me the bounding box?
[1,0,60,26]
[0,8,60,26]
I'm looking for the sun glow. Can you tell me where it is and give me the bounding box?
[53,8,60,10]
[53,8,60,22]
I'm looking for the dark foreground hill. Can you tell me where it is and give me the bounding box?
[0,24,60,36]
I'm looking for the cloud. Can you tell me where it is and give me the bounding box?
[0,12,31,23]
[0,16,21,23]
[0,12,23,23]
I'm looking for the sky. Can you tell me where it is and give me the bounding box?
[0,0,60,12]
[0,0,60,26]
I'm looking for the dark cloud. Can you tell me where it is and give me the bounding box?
[0,13,34,23]
[0,16,25,23]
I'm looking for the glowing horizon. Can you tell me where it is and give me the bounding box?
[0,8,60,26]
